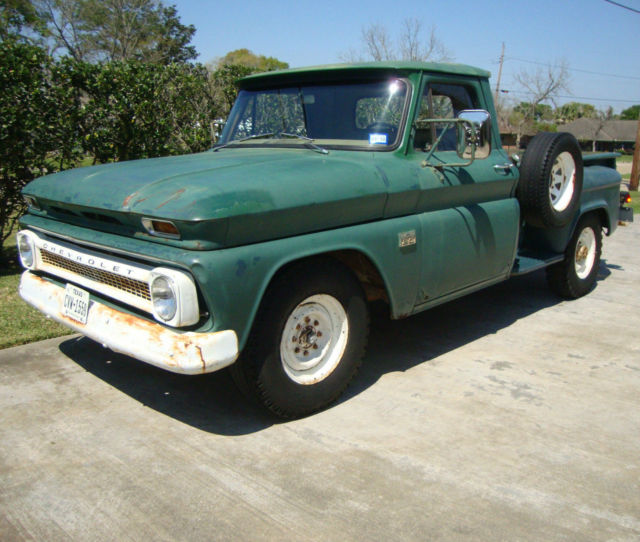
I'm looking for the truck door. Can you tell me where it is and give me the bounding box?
[410,77,520,308]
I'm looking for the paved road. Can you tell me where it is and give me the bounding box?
[1,222,639,541]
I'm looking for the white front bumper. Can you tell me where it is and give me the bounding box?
[19,271,239,375]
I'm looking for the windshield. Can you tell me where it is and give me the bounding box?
[217,79,409,150]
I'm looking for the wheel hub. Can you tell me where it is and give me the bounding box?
[574,226,597,279]
[280,294,349,385]
[576,244,589,262]
[297,325,318,349]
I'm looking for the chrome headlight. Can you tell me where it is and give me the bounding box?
[17,231,37,269]
[149,268,199,327]
[151,275,177,322]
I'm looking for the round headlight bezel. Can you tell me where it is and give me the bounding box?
[150,275,178,322]
[17,231,36,269]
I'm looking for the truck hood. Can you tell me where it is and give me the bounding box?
[23,148,392,247]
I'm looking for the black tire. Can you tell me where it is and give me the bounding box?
[517,132,584,228]
[546,214,602,299]
[230,258,369,419]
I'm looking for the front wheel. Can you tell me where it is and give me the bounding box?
[547,215,602,298]
[230,259,369,419]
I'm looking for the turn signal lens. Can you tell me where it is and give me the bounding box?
[23,195,41,210]
[142,218,180,239]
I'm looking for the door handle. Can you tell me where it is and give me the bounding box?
[493,163,515,173]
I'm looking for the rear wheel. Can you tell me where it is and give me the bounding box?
[230,258,369,419]
[547,215,602,298]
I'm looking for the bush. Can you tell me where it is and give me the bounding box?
[83,61,219,162]
[0,40,83,259]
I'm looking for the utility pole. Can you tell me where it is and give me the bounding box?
[494,43,505,104]
[630,118,640,191]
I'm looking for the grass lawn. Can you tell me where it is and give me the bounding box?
[617,154,633,163]
[0,234,72,350]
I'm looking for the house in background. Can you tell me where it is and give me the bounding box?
[561,118,637,153]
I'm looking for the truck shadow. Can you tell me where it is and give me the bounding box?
[59,338,275,435]
[58,262,611,435]
[346,259,613,400]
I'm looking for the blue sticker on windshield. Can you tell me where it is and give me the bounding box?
[369,133,388,145]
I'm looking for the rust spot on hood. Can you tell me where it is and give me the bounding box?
[122,192,139,208]
[156,189,186,210]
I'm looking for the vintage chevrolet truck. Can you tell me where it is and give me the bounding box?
[17,61,632,418]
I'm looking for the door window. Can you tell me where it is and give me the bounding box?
[414,83,477,152]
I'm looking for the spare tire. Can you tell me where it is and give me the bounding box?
[516,132,583,228]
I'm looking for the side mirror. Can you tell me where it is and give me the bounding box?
[456,110,491,160]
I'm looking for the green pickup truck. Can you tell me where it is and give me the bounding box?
[17,61,633,418]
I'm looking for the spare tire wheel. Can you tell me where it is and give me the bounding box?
[516,132,583,228]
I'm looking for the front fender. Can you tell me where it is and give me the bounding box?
[190,215,424,350]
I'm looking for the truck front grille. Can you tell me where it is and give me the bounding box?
[40,250,152,301]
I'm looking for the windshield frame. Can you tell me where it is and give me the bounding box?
[215,77,413,153]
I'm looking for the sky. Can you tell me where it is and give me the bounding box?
[173,0,639,113]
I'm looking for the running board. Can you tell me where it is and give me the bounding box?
[511,252,564,276]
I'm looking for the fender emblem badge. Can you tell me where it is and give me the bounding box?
[398,230,416,248]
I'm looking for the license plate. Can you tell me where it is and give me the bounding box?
[63,284,90,324]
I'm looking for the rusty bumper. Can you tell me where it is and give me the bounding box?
[19,271,239,375]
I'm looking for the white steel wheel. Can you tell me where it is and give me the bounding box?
[517,132,583,228]
[230,258,368,419]
[280,294,349,385]
[574,226,597,279]
[547,214,602,299]
[549,151,576,213]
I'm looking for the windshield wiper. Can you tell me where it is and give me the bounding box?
[212,132,275,151]
[277,132,329,154]
[213,131,329,155]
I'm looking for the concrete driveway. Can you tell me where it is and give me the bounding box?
[1,222,639,541]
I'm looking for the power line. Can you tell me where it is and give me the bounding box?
[505,56,640,81]
[500,89,639,104]
[603,0,640,14]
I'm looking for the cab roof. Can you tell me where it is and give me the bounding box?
[238,61,491,89]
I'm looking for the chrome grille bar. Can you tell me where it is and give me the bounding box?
[40,250,151,301]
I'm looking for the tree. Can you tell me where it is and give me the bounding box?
[556,102,597,123]
[0,39,83,258]
[214,48,288,72]
[209,49,289,118]
[0,0,47,40]
[146,4,196,63]
[512,61,570,145]
[620,105,640,121]
[515,102,554,123]
[38,0,197,63]
[398,19,451,62]
[211,63,253,115]
[343,19,453,63]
